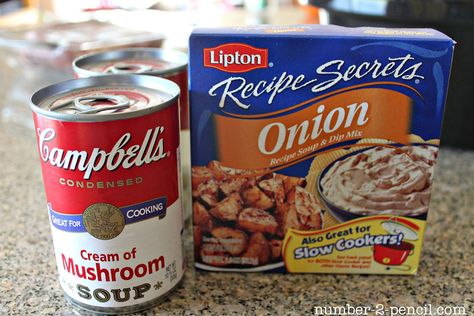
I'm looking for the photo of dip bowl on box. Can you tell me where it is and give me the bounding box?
[317,144,438,223]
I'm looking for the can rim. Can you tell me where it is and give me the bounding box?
[73,47,188,78]
[30,75,180,122]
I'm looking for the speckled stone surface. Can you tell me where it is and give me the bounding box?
[0,124,472,316]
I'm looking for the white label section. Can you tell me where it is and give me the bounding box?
[50,199,184,308]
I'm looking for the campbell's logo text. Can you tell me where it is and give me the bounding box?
[204,43,268,73]
[38,127,167,180]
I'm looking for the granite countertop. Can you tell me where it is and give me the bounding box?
[0,121,473,316]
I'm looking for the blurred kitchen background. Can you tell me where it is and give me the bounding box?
[0,0,472,148]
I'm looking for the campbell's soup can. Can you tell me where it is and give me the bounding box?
[73,48,193,223]
[30,75,184,314]
[72,48,189,130]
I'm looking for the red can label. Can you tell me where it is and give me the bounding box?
[164,70,189,129]
[33,101,184,308]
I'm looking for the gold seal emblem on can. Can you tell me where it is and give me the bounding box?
[83,203,125,240]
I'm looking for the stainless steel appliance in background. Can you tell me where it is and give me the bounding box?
[311,0,474,149]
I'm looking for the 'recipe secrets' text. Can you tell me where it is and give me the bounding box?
[209,54,423,109]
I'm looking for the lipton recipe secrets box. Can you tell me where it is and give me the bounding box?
[188,25,455,274]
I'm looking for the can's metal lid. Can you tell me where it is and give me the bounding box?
[31,75,180,122]
[73,48,188,78]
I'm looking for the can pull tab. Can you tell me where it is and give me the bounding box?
[50,94,131,114]
[106,63,152,74]
[74,95,131,114]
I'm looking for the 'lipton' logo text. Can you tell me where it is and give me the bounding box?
[204,43,268,73]
[38,127,166,180]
